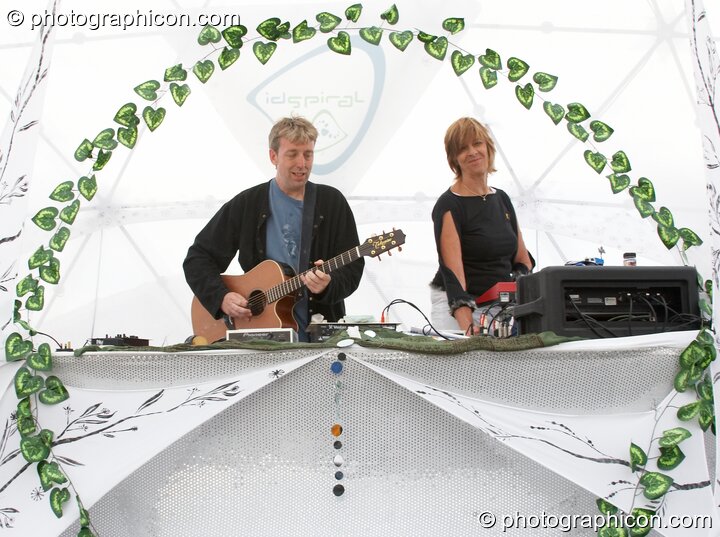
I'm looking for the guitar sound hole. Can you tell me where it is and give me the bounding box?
[248,290,266,316]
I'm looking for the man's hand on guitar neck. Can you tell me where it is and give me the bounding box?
[300,260,331,295]
[221,292,252,322]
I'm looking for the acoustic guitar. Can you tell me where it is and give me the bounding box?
[191,229,406,342]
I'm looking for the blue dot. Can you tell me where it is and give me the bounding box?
[335,471,344,480]
[330,361,343,374]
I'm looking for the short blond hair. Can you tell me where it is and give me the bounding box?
[268,116,318,152]
[444,117,497,178]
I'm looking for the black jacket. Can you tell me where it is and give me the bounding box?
[183,180,364,325]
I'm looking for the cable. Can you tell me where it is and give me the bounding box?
[381,298,452,340]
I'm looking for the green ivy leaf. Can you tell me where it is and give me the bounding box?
[20,435,50,463]
[639,471,673,500]
[77,527,94,537]
[77,495,90,526]
[583,150,607,174]
[677,400,701,421]
[533,72,558,92]
[16,319,36,336]
[16,274,38,297]
[28,246,53,269]
[13,299,21,323]
[696,328,714,346]
[74,139,93,162]
[595,498,618,516]
[598,526,628,537]
[218,47,240,70]
[658,427,691,447]
[169,83,191,107]
[78,175,98,201]
[17,414,36,437]
[442,17,465,34]
[629,442,647,471]
[257,17,283,40]
[39,375,70,405]
[223,25,247,48]
[380,4,400,25]
[633,196,655,219]
[5,332,33,362]
[679,340,705,368]
[657,224,680,249]
[39,257,61,285]
[27,342,53,371]
[50,487,71,518]
[316,12,342,33]
[450,50,475,76]
[567,122,589,142]
[133,80,160,101]
[507,57,529,82]
[92,128,117,151]
[164,63,187,82]
[565,102,591,123]
[14,366,44,398]
[478,48,501,70]
[542,102,564,125]
[479,66,498,89]
[657,445,685,471]
[359,26,383,46]
[25,285,45,311]
[38,461,67,491]
[629,177,654,201]
[651,206,673,227]
[628,508,655,537]
[345,4,363,22]
[697,374,714,400]
[515,83,534,110]
[93,149,112,171]
[424,36,448,61]
[59,200,80,225]
[388,30,413,51]
[292,20,317,43]
[610,151,632,173]
[327,31,351,55]
[590,120,614,142]
[606,174,630,194]
[142,106,166,132]
[253,41,278,64]
[197,24,221,45]
[416,31,436,44]
[118,125,138,149]
[113,103,139,127]
[49,181,75,203]
[193,60,215,83]
[679,228,703,249]
[698,401,714,431]
[32,207,59,231]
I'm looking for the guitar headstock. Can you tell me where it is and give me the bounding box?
[359,229,406,258]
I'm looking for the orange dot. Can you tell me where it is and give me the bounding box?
[331,424,343,437]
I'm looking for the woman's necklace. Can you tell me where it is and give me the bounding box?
[461,181,492,201]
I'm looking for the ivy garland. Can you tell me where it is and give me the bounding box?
[2,4,716,535]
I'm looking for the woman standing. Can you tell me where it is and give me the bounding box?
[430,117,533,335]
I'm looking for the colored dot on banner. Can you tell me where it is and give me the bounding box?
[335,471,344,480]
[333,484,345,496]
[330,361,343,374]
[333,454,344,467]
[334,440,342,449]
[337,352,346,361]
[331,424,343,437]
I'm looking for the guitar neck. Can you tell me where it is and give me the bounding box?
[265,246,362,304]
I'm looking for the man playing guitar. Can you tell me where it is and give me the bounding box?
[183,116,364,342]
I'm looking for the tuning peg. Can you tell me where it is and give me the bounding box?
[398,246,402,252]
[387,251,392,256]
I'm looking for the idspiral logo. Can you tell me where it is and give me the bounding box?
[7,10,24,26]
